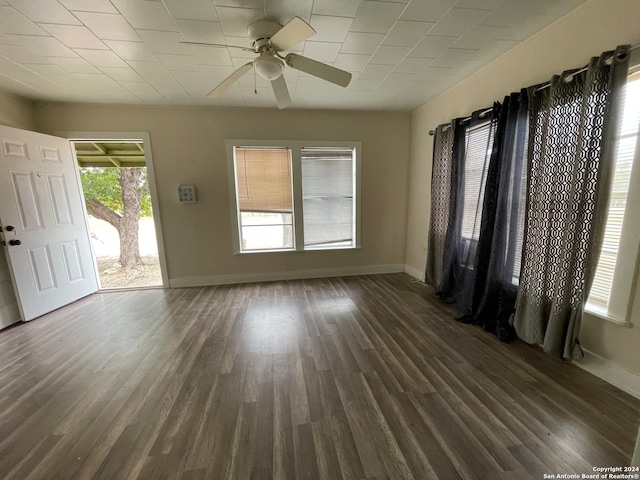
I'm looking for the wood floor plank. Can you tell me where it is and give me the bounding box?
[42,398,128,479]
[4,434,62,480]
[273,375,296,480]
[392,391,465,479]
[0,273,637,479]
[361,371,436,479]
[357,373,417,480]
[189,371,244,473]
[311,420,344,480]
[224,400,257,479]
[435,355,594,474]
[333,372,389,478]
[293,423,320,479]
[301,354,325,422]
[250,380,274,479]
[408,391,504,478]
[317,369,366,480]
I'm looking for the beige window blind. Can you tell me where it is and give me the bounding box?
[235,147,292,213]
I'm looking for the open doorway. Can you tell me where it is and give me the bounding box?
[72,140,162,289]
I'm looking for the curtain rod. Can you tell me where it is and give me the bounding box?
[428,42,640,136]
[534,43,640,94]
[428,107,493,135]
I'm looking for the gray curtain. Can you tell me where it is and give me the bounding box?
[461,92,529,341]
[438,111,499,313]
[512,46,630,359]
[425,121,455,287]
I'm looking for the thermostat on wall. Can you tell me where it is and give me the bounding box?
[177,184,197,203]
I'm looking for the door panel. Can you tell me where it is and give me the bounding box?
[61,240,84,282]
[0,125,98,322]
[12,171,45,231]
[2,139,29,159]
[47,173,74,226]
[41,146,61,163]
[29,246,57,292]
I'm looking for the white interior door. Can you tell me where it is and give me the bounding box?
[0,125,98,321]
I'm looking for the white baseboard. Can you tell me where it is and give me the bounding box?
[168,264,406,288]
[574,349,640,400]
[404,264,425,282]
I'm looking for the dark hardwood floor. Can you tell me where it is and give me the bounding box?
[0,273,638,479]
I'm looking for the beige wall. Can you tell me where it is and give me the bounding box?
[407,0,640,376]
[0,89,36,328]
[0,89,35,131]
[35,104,411,284]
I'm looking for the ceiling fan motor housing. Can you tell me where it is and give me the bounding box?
[248,20,281,52]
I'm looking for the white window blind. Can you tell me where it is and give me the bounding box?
[588,74,640,313]
[459,120,495,267]
[461,121,495,241]
[512,166,528,283]
[511,123,529,285]
[301,147,355,249]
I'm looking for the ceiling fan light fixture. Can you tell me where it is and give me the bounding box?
[254,55,284,81]
[205,16,351,107]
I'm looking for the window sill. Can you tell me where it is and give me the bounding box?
[583,303,632,327]
[234,246,361,255]
[235,248,295,255]
[304,245,360,251]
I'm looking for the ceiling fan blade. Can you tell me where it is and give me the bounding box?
[208,62,253,97]
[271,75,291,109]
[285,54,352,88]
[270,17,316,51]
[180,41,254,52]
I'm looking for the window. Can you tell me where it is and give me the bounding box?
[233,147,294,251]
[458,116,527,284]
[460,120,495,267]
[461,121,494,241]
[302,147,355,249]
[228,141,360,253]
[586,71,640,324]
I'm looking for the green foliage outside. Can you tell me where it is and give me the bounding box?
[80,167,152,217]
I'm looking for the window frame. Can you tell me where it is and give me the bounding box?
[584,65,640,327]
[232,146,295,253]
[226,139,362,254]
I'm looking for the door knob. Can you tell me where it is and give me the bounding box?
[5,225,15,232]
[8,239,21,246]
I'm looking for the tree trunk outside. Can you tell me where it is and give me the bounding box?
[86,198,121,230]
[118,167,143,268]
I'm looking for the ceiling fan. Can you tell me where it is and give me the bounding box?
[183,17,352,109]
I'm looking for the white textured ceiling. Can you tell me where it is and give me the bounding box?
[0,0,587,111]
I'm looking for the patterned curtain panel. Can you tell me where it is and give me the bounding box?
[461,91,529,341]
[425,122,455,287]
[512,46,630,359]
